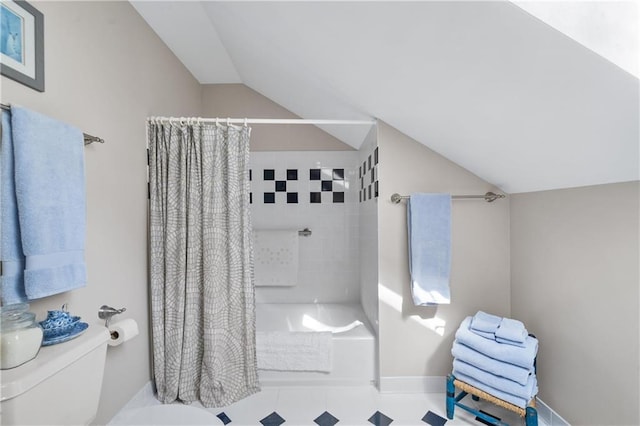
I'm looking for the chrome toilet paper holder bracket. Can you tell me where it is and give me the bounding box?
[98,305,126,327]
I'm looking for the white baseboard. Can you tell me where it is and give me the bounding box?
[378,376,446,393]
[259,378,375,387]
[535,397,570,426]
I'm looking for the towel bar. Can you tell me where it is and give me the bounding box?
[0,103,105,145]
[391,192,505,203]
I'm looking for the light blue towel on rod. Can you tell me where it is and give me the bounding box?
[1,110,27,304]
[10,106,87,300]
[407,193,451,305]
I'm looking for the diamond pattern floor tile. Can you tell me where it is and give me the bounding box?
[314,410,340,426]
[260,411,286,426]
[368,410,394,426]
[108,384,551,426]
[216,411,232,425]
[422,410,447,426]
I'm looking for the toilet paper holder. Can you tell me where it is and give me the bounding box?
[98,305,126,327]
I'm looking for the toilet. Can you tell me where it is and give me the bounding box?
[0,324,110,425]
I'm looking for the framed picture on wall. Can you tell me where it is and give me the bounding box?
[0,0,44,92]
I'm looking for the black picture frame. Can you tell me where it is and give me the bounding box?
[0,0,44,92]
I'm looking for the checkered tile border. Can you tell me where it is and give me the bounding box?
[250,167,347,204]
[359,146,378,203]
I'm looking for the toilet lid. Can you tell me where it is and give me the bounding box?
[123,405,219,425]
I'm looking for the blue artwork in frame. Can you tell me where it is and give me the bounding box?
[1,5,23,62]
[0,0,43,92]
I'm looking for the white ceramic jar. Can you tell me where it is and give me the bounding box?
[0,304,43,369]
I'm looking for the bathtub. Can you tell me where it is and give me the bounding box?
[255,303,376,386]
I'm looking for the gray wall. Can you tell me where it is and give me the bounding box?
[1,2,202,423]
[511,182,640,426]
[202,84,351,151]
[376,122,511,381]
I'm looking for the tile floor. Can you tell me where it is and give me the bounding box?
[108,383,548,426]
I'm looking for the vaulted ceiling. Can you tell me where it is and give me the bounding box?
[130,1,638,194]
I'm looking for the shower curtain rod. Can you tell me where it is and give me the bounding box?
[148,116,377,126]
[1,103,105,145]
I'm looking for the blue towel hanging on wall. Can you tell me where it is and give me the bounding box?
[1,110,27,304]
[1,106,87,304]
[407,193,452,305]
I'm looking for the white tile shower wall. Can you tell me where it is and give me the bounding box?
[358,127,379,334]
[250,151,360,303]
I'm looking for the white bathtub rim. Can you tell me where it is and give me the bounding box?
[255,302,376,339]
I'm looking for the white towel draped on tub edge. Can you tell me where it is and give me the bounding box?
[256,331,332,372]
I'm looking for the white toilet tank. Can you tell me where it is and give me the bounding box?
[0,325,110,425]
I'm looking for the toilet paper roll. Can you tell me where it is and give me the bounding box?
[108,318,139,347]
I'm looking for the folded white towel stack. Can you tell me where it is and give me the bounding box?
[451,313,539,408]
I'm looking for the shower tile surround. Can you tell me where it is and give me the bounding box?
[358,128,380,334]
[250,151,360,303]
[359,146,379,203]
[255,166,348,204]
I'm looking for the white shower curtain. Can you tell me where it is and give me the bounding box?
[147,119,259,407]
